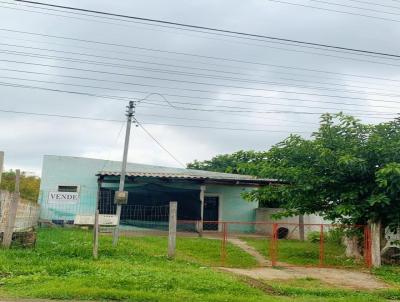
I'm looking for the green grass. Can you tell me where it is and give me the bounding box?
[241,237,362,267]
[0,228,398,302]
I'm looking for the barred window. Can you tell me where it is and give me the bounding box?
[58,185,78,193]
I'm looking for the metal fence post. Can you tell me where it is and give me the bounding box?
[364,225,372,269]
[168,201,177,258]
[221,222,227,266]
[2,169,20,248]
[319,224,324,267]
[271,223,278,267]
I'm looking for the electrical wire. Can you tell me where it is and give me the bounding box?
[266,0,400,23]
[3,62,400,109]
[2,45,400,97]
[3,66,400,111]
[3,42,400,94]
[2,28,400,85]
[134,118,186,167]
[2,72,399,115]
[12,0,400,59]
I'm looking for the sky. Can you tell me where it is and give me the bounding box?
[0,0,399,175]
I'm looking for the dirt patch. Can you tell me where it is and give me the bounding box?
[220,266,390,290]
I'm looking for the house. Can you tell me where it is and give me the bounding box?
[39,155,277,232]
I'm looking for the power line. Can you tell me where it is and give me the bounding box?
[3,61,400,109]
[13,0,400,59]
[308,0,400,16]
[2,67,400,114]
[2,27,400,85]
[345,0,400,10]
[134,119,186,167]
[4,66,400,111]
[2,71,400,115]
[2,44,400,96]
[4,50,400,100]
[0,80,396,120]
[266,0,400,23]
[0,107,314,133]
[4,2,400,67]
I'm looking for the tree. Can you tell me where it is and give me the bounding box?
[0,170,40,202]
[243,113,400,230]
[187,150,265,174]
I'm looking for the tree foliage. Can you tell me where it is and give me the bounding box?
[187,150,265,174]
[243,113,400,228]
[189,113,400,228]
[0,170,40,202]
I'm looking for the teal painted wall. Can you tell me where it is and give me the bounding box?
[39,155,259,229]
[206,184,257,232]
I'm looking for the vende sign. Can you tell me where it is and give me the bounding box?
[48,192,80,204]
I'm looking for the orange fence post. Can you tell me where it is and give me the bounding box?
[364,225,372,269]
[221,222,227,267]
[319,224,324,267]
[271,223,278,267]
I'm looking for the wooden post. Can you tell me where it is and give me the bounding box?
[199,185,206,236]
[299,215,305,241]
[271,223,278,267]
[2,169,20,248]
[220,222,227,266]
[93,181,101,259]
[319,224,324,267]
[168,201,177,258]
[93,210,100,259]
[0,151,4,184]
[370,220,382,268]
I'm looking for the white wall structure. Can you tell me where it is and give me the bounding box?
[255,208,331,240]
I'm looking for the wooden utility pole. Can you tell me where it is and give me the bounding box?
[168,201,177,258]
[2,169,20,248]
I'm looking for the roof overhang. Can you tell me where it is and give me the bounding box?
[96,171,279,187]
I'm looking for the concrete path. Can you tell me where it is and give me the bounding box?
[220,266,389,290]
[228,238,270,266]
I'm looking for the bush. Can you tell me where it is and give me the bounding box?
[307,229,345,244]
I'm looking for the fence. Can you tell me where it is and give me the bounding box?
[0,190,40,247]
[36,190,373,268]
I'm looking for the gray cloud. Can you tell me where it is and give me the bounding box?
[0,0,399,174]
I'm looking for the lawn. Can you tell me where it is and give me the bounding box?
[0,228,398,302]
[241,237,363,267]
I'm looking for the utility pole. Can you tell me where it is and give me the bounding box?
[112,101,135,246]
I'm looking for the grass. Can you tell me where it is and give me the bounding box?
[241,237,363,267]
[0,228,398,302]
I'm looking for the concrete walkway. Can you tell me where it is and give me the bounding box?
[228,238,270,266]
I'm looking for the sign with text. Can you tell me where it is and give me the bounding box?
[74,214,118,226]
[48,192,80,204]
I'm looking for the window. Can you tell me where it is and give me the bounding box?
[58,185,78,193]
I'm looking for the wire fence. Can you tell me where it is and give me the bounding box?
[4,189,372,268]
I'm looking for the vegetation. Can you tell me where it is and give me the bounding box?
[241,237,362,268]
[189,114,400,230]
[0,228,398,302]
[0,170,40,201]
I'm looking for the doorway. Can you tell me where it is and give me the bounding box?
[203,196,219,230]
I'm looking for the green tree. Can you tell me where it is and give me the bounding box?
[0,170,40,202]
[243,113,400,229]
[187,150,265,173]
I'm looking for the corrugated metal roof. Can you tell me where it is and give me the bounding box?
[97,167,277,184]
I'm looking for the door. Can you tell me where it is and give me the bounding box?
[203,196,219,230]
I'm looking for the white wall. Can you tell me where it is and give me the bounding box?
[255,208,331,240]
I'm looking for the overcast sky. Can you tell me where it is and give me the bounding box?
[0,0,399,175]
